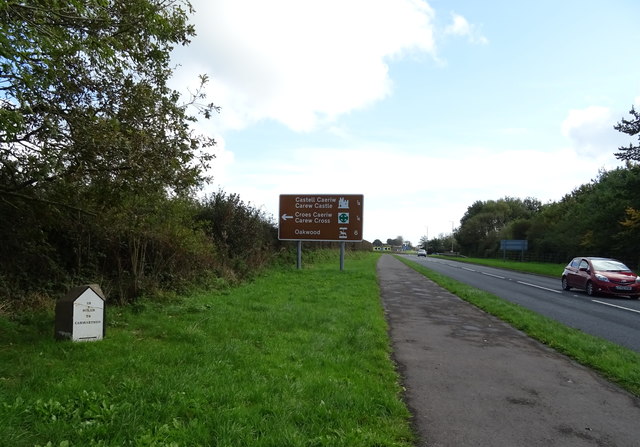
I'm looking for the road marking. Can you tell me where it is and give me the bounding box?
[517,281,562,294]
[462,267,476,272]
[592,300,640,314]
[482,272,505,279]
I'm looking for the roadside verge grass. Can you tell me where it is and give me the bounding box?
[430,255,565,277]
[396,256,640,397]
[0,252,414,447]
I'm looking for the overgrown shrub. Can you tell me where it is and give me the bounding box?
[0,187,282,310]
[197,191,279,279]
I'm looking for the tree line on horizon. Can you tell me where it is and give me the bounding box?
[422,114,640,268]
[382,104,640,266]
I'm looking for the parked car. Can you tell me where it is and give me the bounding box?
[417,249,427,257]
[561,257,640,298]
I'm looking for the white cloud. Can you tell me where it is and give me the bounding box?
[170,2,632,245]
[444,12,488,45]
[205,137,234,188]
[561,106,621,161]
[172,0,437,132]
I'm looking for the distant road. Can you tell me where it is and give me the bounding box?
[403,255,640,353]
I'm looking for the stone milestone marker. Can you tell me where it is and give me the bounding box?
[55,284,105,342]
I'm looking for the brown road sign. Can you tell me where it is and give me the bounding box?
[279,194,364,241]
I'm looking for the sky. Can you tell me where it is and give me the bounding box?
[170,0,640,245]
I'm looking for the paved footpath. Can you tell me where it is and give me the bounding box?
[377,255,640,447]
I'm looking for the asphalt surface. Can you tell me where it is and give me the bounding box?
[377,255,640,447]
[408,255,640,353]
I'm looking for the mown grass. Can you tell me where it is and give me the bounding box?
[397,256,640,397]
[0,252,414,447]
[430,255,565,277]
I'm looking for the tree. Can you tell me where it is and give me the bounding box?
[0,0,216,206]
[0,0,219,302]
[614,106,640,162]
[456,197,542,257]
[524,166,640,264]
[426,236,447,254]
[386,236,403,246]
[619,207,640,268]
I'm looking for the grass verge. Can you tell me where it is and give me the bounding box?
[0,252,414,447]
[430,255,565,277]
[396,256,640,397]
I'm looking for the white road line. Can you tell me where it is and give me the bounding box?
[517,281,562,294]
[462,267,476,272]
[592,300,640,314]
[482,272,505,279]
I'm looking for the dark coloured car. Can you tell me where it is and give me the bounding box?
[561,257,640,298]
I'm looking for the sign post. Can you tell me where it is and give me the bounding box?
[279,194,364,269]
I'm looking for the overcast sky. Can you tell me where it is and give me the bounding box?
[171,0,640,245]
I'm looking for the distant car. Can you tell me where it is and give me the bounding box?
[561,257,640,298]
[417,249,427,257]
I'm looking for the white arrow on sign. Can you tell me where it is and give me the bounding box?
[281,214,293,221]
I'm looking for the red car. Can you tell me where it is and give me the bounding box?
[561,257,640,298]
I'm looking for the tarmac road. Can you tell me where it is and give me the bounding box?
[377,255,640,447]
[407,255,640,353]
